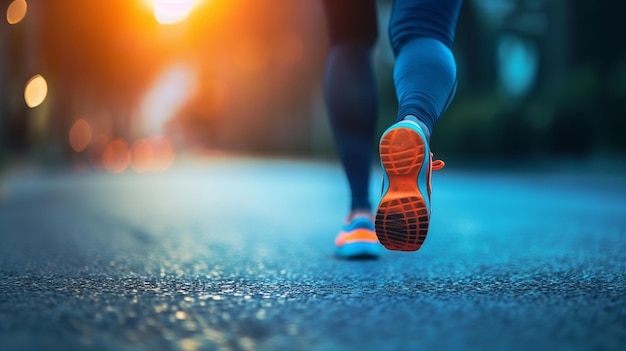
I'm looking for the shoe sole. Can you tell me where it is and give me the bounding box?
[375,126,429,251]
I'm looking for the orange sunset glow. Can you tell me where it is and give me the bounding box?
[4,0,327,172]
[152,0,195,24]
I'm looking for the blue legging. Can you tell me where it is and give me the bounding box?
[323,0,463,211]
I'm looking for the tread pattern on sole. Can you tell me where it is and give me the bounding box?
[375,127,429,252]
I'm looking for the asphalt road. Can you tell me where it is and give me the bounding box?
[1,157,625,351]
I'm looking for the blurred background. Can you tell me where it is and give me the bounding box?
[1,0,626,174]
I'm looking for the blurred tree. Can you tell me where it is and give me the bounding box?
[569,0,626,153]
[435,0,626,161]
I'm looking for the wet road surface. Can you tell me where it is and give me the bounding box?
[1,157,625,350]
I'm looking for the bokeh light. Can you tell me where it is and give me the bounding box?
[149,135,175,171]
[69,119,92,152]
[129,136,175,173]
[6,0,27,25]
[130,138,154,173]
[24,74,48,108]
[102,138,131,173]
[153,0,194,24]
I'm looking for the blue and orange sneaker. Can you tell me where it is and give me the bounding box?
[375,120,445,251]
[335,215,382,258]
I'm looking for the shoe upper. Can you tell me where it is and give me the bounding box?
[335,215,378,247]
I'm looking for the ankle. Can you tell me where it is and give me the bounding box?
[348,209,373,221]
[402,115,431,143]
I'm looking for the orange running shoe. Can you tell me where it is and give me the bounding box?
[335,215,382,258]
[375,120,445,251]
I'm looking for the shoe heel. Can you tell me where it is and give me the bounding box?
[379,128,425,176]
